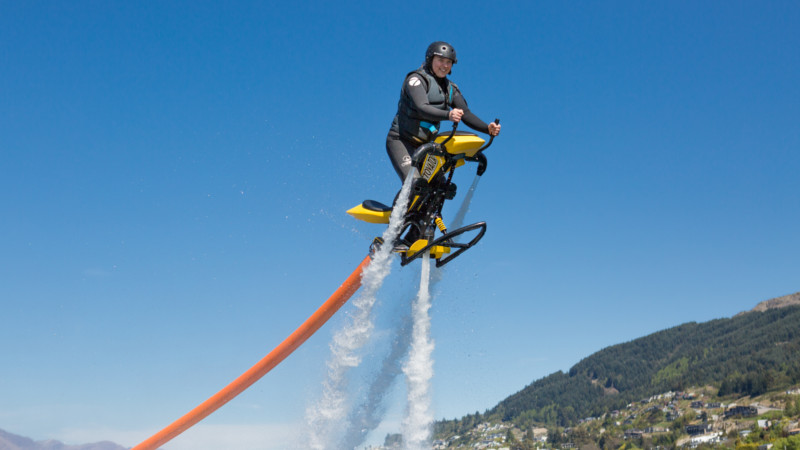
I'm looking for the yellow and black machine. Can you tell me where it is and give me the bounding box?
[347,120,499,268]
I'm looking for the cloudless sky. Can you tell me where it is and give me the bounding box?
[1,1,798,449]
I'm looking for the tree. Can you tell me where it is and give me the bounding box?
[547,427,563,445]
[506,428,522,450]
[772,435,800,450]
[523,427,536,449]
[786,395,800,417]
[383,433,402,448]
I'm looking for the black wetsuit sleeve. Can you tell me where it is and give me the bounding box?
[404,76,451,122]
[452,87,490,134]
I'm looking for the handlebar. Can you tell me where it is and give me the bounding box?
[476,118,500,152]
[411,117,499,173]
[438,121,458,146]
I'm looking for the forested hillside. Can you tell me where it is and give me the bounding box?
[442,299,800,432]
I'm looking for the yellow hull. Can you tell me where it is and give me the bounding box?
[436,132,485,157]
[346,203,391,224]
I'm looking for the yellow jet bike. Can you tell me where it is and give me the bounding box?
[347,120,499,268]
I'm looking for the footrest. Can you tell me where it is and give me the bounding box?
[401,221,487,268]
[362,200,392,212]
[406,239,450,259]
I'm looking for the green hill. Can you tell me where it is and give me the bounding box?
[445,293,800,432]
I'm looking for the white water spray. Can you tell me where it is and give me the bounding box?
[402,252,435,449]
[306,173,416,450]
[340,311,411,448]
[340,173,483,449]
[400,174,482,448]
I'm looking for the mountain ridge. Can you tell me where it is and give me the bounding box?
[437,291,800,435]
[494,291,800,427]
[737,291,800,316]
[0,429,127,450]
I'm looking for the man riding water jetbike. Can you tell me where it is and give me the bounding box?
[377,41,502,254]
[386,41,501,182]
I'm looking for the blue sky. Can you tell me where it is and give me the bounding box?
[1,1,798,449]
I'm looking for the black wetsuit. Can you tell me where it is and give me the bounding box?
[386,67,490,181]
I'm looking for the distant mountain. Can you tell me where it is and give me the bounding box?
[449,292,800,431]
[0,429,127,450]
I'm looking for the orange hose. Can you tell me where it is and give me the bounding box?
[131,254,372,450]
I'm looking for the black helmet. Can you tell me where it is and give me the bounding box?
[425,41,457,65]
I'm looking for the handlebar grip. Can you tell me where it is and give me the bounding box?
[475,118,500,153]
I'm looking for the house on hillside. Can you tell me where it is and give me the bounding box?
[725,405,758,418]
[685,424,712,435]
[690,432,722,447]
[622,415,635,425]
[624,429,643,439]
